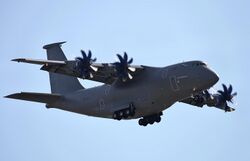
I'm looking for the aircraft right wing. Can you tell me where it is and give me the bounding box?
[41,61,144,84]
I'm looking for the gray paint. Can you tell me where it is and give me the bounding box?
[5,42,219,122]
[45,42,84,94]
[47,61,218,119]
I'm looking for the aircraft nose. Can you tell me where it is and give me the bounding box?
[208,68,219,85]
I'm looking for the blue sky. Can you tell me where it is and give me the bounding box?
[0,0,249,161]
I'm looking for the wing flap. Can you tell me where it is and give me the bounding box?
[5,92,62,104]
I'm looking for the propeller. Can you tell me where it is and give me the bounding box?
[113,52,135,82]
[216,84,237,112]
[75,50,97,79]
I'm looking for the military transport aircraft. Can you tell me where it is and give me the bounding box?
[5,42,237,126]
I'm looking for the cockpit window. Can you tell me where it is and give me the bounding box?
[193,62,207,66]
[181,62,207,67]
[198,62,206,66]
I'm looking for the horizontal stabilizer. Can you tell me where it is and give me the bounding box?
[5,92,62,104]
[12,58,66,65]
[43,41,66,49]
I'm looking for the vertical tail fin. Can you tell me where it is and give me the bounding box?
[43,42,84,94]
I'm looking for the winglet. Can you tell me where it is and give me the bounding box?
[43,41,66,49]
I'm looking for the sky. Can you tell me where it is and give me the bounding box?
[0,0,250,161]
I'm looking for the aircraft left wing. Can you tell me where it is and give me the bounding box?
[179,85,236,112]
[180,96,235,112]
[179,96,205,108]
[41,61,144,84]
[13,58,144,84]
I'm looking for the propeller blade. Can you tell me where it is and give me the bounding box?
[128,58,133,64]
[89,72,94,78]
[90,65,98,72]
[124,52,128,62]
[88,50,92,59]
[117,54,124,63]
[81,50,87,59]
[222,84,228,94]
[232,92,237,97]
[75,57,83,61]
[128,73,133,79]
[128,67,136,72]
[92,58,97,62]
[217,90,224,97]
[228,84,233,94]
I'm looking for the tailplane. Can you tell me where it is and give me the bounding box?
[5,92,61,104]
[43,42,84,94]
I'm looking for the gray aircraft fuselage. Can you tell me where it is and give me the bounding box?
[47,60,219,119]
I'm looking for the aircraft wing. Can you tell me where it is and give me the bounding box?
[41,61,144,84]
[179,92,236,112]
[12,58,66,65]
[179,96,205,108]
[13,58,144,84]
